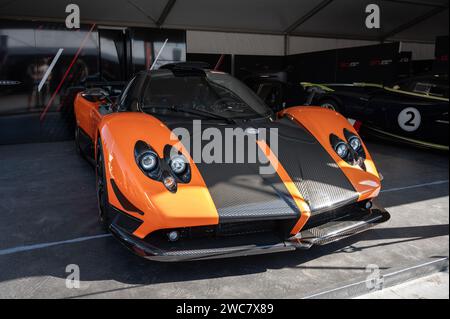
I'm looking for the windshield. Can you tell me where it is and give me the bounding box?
[141,71,272,119]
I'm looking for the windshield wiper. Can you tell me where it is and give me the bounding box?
[171,106,236,123]
[145,105,235,123]
[224,109,275,122]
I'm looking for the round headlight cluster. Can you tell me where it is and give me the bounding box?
[335,142,349,159]
[170,155,187,174]
[140,152,158,171]
[330,132,366,169]
[134,141,192,193]
[348,137,362,151]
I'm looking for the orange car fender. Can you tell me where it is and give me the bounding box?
[279,107,381,202]
[74,93,101,140]
[96,112,219,239]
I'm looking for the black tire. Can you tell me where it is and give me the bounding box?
[96,137,111,229]
[75,126,82,155]
[319,99,341,113]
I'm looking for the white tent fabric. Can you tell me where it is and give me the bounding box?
[0,0,448,43]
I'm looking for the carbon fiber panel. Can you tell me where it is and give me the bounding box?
[196,160,299,222]
[162,117,358,220]
[298,207,390,246]
[164,120,301,223]
[217,199,298,222]
[273,118,359,214]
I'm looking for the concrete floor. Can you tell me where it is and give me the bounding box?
[0,140,448,298]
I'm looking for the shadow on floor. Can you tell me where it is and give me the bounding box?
[0,223,447,298]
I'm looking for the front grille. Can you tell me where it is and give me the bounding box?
[144,219,298,248]
[217,220,278,237]
[303,202,366,230]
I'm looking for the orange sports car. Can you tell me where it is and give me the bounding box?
[74,62,390,261]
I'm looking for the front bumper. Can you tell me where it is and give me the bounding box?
[109,203,390,262]
[110,224,297,261]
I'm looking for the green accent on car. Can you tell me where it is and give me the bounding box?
[300,82,335,92]
[304,82,449,102]
[383,86,449,102]
[365,126,449,151]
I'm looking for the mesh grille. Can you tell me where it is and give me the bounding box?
[217,220,278,236]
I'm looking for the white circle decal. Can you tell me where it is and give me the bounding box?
[398,107,421,132]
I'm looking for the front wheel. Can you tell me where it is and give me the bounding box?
[96,137,111,229]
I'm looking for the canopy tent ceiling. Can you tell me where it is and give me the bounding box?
[0,0,448,43]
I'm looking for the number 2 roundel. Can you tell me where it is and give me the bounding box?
[398,107,421,132]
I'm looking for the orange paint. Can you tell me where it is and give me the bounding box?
[97,113,219,239]
[73,92,104,140]
[279,107,382,202]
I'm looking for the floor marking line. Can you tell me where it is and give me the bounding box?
[385,257,448,278]
[302,257,448,299]
[0,234,112,257]
[381,180,449,193]
[302,279,368,299]
[38,48,64,92]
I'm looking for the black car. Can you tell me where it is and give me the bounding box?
[243,71,310,112]
[306,75,449,151]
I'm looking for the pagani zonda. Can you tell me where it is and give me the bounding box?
[304,74,449,151]
[74,63,390,261]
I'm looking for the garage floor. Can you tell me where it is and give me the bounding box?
[0,140,448,298]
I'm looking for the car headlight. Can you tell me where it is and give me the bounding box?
[170,155,187,174]
[140,152,158,171]
[341,129,367,170]
[134,142,192,191]
[335,142,349,159]
[135,141,161,179]
[331,132,366,170]
[348,137,362,151]
[343,129,366,159]
[164,145,192,184]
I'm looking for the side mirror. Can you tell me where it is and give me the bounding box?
[81,88,110,103]
[99,104,113,115]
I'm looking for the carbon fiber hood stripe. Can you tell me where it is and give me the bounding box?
[161,116,358,219]
[195,161,300,223]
